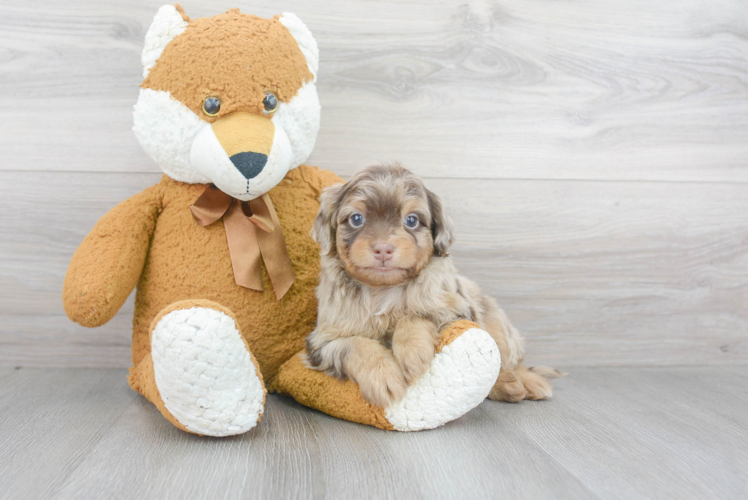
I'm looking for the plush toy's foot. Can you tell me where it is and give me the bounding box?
[272,320,500,431]
[129,300,266,436]
[385,324,501,431]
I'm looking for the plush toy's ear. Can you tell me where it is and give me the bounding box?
[311,183,344,255]
[279,13,319,79]
[141,4,190,78]
[427,189,455,257]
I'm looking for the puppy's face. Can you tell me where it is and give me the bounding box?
[313,164,454,287]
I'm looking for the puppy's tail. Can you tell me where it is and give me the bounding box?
[513,364,567,401]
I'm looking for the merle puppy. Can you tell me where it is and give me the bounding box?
[305,164,562,407]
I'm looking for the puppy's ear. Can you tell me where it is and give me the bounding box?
[426,188,455,257]
[312,183,344,255]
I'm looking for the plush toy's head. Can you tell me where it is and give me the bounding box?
[133,5,320,201]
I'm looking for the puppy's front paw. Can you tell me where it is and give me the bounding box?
[355,356,407,408]
[393,342,435,384]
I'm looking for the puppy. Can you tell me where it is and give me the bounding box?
[305,164,563,407]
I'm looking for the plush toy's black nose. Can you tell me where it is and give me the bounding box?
[230,152,268,180]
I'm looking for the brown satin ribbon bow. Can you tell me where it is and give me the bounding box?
[190,185,295,300]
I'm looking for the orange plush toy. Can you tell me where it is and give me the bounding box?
[63,5,500,436]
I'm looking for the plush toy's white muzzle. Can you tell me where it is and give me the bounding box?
[190,112,295,201]
[133,81,320,199]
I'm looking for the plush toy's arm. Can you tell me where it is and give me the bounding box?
[63,184,162,327]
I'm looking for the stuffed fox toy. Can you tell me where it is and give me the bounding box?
[62,5,501,436]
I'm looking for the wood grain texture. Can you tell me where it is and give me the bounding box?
[0,0,747,181]
[1,171,746,368]
[0,369,138,500]
[1,1,746,495]
[1,0,747,368]
[0,367,746,498]
[503,366,748,499]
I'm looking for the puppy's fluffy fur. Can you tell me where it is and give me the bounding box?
[306,164,563,407]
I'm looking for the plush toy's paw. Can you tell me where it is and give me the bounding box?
[150,302,266,436]
[384,326,500,431]
[273,320,500,431]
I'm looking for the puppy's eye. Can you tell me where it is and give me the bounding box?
[202,96,221,116]
[349,213,365,228]
[404,214,419,229]
[262,91,279,114]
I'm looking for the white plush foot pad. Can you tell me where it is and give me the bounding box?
[151,307,265,436]
[385,328,501,432]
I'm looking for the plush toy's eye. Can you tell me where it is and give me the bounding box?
[262,91,279,114]
[404,214,419,229]
[202,96,221,116]
[349,213,365,228]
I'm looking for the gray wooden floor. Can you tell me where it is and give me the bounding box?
[0,366,746,499]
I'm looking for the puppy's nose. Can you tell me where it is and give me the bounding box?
[372,243,395,262]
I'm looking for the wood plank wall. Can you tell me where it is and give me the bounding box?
[1,0,746,368]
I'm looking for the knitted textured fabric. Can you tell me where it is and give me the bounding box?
[62,5,501,436]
